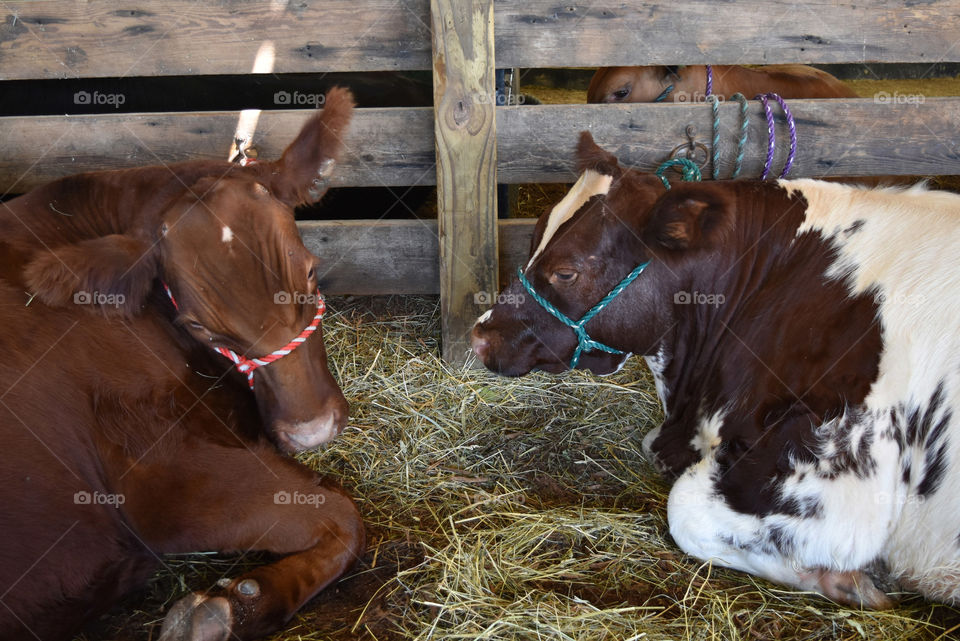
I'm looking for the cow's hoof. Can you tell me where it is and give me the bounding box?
[642,425,703,478]
[158,593,232,641]
[817,569,896,609]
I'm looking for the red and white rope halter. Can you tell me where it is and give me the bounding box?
[162,282,325,389]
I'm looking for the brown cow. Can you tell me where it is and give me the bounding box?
[0,88,363,640]
[587,64,857,103]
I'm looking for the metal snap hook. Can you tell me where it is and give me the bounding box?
[668,124,709,170]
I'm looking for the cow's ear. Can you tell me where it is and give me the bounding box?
[23,235,157,316]
[645,187,733,251]
[575,131,621,177]
[266,86,355,208]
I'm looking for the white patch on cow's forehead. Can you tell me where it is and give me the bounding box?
[526,169,613,269]
[221,226,234,243]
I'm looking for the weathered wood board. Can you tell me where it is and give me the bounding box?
[494,1,960,68]
[300,219,534,295]
[431,0,498,364]
[0,0,432,79]
[0,108,437,192]
[3,99,959,194]
[497,99,960,181]
[4,1,959,79]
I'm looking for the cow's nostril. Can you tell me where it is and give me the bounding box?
[471,333,491,361]
[330,405,348,436]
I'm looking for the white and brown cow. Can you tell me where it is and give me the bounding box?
[472,131,960,608]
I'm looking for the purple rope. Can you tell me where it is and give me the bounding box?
[771,94,797,177]
[756,92,798,179]
[758,94,776,180]
[705,64,713,96]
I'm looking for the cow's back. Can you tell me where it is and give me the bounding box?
[784,179,960,598]
[0,280,189,636]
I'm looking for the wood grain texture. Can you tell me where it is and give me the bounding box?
[494,1,960,67]
[5,1,958,80]
[0,0,431,79]
[431,0,498,364]
[3,99,959,194]
[299,219,534,295]
[497,99,960,182]
[0,108,437,193]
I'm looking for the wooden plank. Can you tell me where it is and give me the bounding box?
[494,1,960,67]
[0,108,437,193]
[4,1,958,80]
[497,219,535,289]
[301,220,439,295]
[431,0,498,364]
[0,1,431,79]
[4,99,960,194]
[496,100,960,182]
[298,219,534,295]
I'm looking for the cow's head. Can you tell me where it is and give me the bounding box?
[472,132,668,376]
[473,132,740,377]
[23,88,355,453]
[587,66,683,103]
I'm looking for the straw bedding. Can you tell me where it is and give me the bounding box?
[81,295,960,641]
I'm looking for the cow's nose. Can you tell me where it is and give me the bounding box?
[471,330,491,362]
[274,404,347,453]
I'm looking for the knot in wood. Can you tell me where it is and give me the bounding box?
[453,99,471,127]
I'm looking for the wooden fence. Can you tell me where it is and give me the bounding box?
[2,1,959,362]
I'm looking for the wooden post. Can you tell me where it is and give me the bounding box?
[431,0,499,365]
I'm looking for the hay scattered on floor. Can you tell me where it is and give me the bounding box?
[85,295,960,641]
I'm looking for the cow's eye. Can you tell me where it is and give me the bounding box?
[612,87,630,101]
[187,320,205,332]
[551,269,579,285]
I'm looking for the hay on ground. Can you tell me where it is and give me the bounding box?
[82,295,960,641]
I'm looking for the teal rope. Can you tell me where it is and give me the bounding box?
[655,157,702,190]
[730,93,749,179]
[709,95,720,180]
[516,261,650,368]
[705,93,750,180]
[653,84,675,103]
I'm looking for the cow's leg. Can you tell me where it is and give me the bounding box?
[642,416,707,478]
[666,457,895,609]
[120,445,364,641]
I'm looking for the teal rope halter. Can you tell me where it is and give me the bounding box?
[653,84,674,102]
[516,261,650,369]
[655,157,702,190]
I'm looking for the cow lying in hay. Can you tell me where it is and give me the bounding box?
[472,131,960,609]
[0,88,363,641]
[588,64,857,103]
